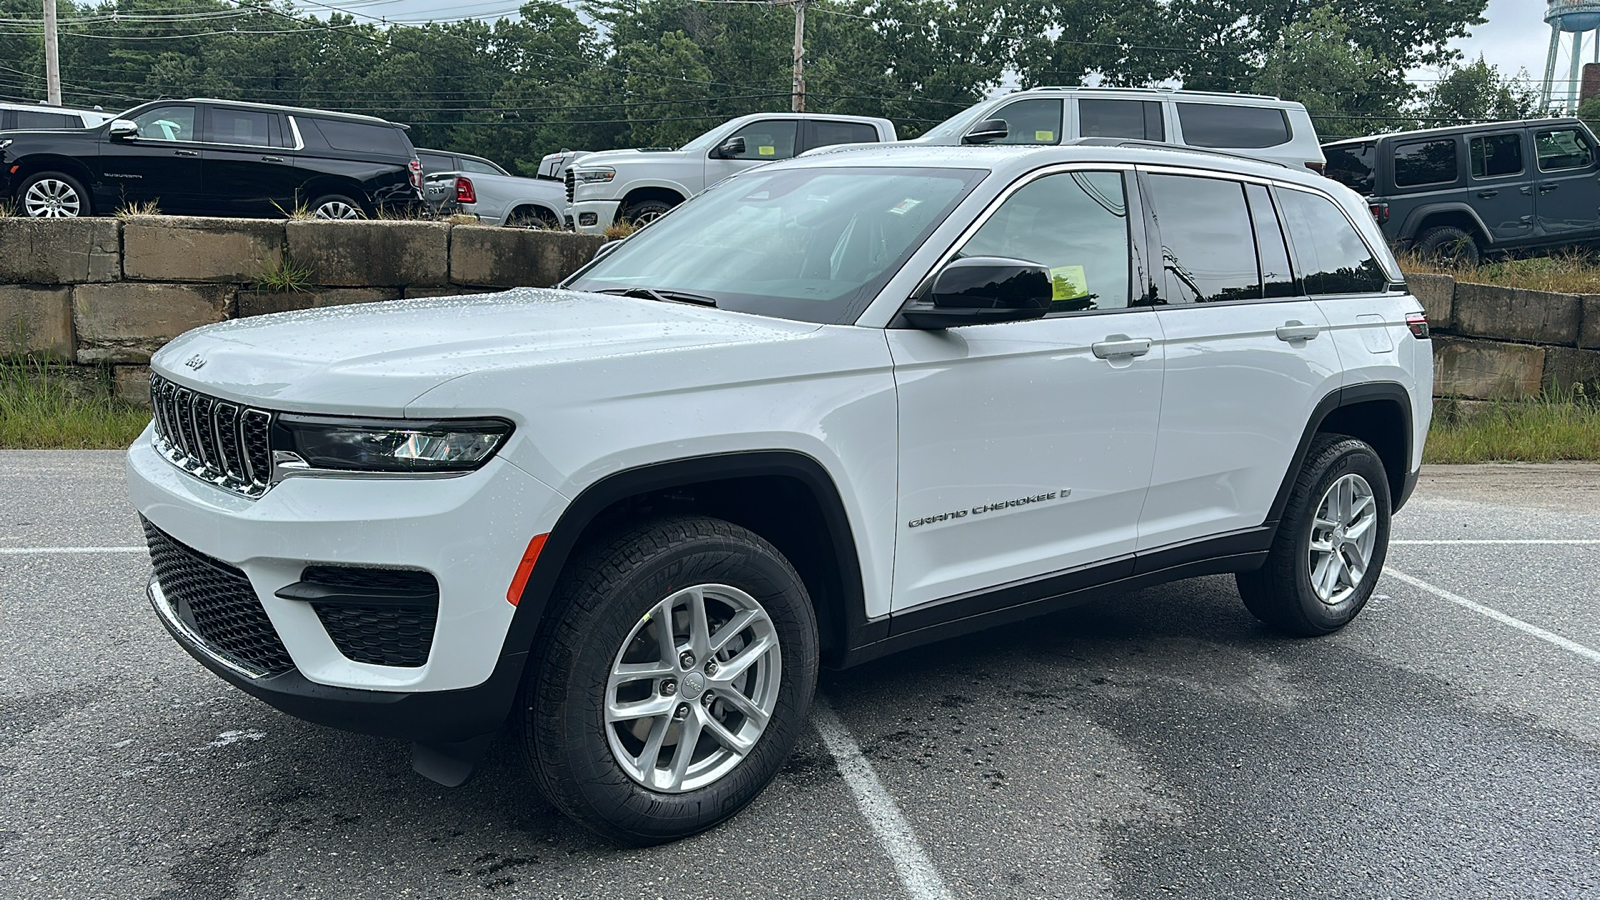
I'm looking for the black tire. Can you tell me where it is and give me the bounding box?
[17,171,91,218]
[522,515,819,845]
[619,198,675,226]
[309,194,366,220]
[507,206,558,229]
[1236,435,1391,636]
[1414,225,1480,267]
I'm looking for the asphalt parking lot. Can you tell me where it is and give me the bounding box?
[3,451,1598,899]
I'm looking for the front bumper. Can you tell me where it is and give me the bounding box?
[571,199,621,234]
[127,428,567,733]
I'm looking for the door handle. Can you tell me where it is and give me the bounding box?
[1276,321,1321,342]
[261,155,284,163]
[174,149,199,157]
[1091,335,1152,359]
[1476,190,1498,199]
[1520,186,1533,194]
[1539,183,1558,193]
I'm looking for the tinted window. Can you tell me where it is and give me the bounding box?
[1277,189,1387,295]
[986,99,1063,145]
[809,120,879,150]
[1470,133,1523,178]
[960,171,1131,313]
[311,118,412,156]
[417,152,453,173]
[1324,141,1376,194]
[459,157,505,176]
[1536,128,1593,171]
[1078,99,1162,141]
[721,119,798,160]
[130,105,198,142]
[1146,174,1260,303]
[210,108,279,147]
[1394,139,1458,187]
[14,110,77,129]
[1176,103,1290,148]
[1246,184,1296,299]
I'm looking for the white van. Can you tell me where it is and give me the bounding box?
[0,102,113,130]
[915,86,1326,171]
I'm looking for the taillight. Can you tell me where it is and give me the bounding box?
[1369,201,1390,224]
[1405,311,1429,339]
[408,159,423,190]
[455,176,476,204]
[1305,161,1325,174]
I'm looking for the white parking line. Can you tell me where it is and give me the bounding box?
[1392,539,1600,545]
[1385,567,1600,665]
[0,547,144,555]
[812,698,953,900]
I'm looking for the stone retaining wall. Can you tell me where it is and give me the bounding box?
[0,216,605,402]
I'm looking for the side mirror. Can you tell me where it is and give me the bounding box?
[901,257,1052,329]
[108,119,137,139]
[962,119,1009,145]
[712,136,746,159]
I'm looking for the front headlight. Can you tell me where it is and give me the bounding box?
[573,166,615,184]
[274,415,513,473]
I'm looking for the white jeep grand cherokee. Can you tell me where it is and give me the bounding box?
[128,143,1432,844]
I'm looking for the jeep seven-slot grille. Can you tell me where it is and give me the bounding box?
[301,566,440,668]
[564,167,575,203]
[149,373,272,497]
[143,518,295,678]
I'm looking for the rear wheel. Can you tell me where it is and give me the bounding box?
[19,172,90,218]
[1236,435,1391,636]
[1414,225,1479,267]
[310,194,364,220]
[523,515,818,844]
[507,206,558,229]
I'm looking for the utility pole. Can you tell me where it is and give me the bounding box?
[43,0,61,105]
[789,0,806,112]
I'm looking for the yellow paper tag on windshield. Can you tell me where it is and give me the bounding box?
[1035,130,1055,141]
[759,145,776,156]
[1050,266,1088,301]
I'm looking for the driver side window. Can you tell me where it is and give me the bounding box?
[720,120,798,160]
[959,171,1132,313]
[130,105,198,142]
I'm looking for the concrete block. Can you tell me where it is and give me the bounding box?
[1405,272,1454,331]
[1452,282,1581,346]
[285,220,450,287]
[449,226,605,288]
[0,218,120,284]
[1432,336,1545,400]
[238,287,400,318]
[1582,295,1600,350]
[112,365,152,406]
[1543,346,1600,394]
[123,216,285,283]
[0,285,74,360]
[73,283,232,364]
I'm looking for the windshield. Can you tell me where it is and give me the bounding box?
[567,166,986,325]
[677,124,726,153]
[913,102,995,144]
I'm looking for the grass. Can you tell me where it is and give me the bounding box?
[0,359,150,449]
[1424,390,1600,464]
[114,199,162,218]
[602,220,638,240]
[1399,247,1600,294]
[253,253,315,293]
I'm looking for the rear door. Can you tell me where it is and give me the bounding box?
[1533,125,1600,237]
[1467,130,1534,243]
[1136,170,1343,552]
[200,105,298,217]
[800,119,881,152]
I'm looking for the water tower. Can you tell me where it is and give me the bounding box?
[1542,0,1600,112]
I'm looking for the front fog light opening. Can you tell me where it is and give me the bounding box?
[275,415,513,473]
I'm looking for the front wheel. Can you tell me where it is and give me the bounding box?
[619,198,674,226]
[19,171,90,218]
[523,515,818,844]
[1237,435,1391,636]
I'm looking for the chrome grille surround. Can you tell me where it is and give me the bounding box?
[149,372,273,498]
[564,167,575,203]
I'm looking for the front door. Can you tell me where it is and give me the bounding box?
[703,119,799,188]
[888,169,1163,613]
[1533,125,1600,237]
[201,105,299,217]
[96,103,203,214]
[1468,130,1534,243]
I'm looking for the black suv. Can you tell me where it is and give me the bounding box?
[0,99,424,219]
[1322,117,1600,264]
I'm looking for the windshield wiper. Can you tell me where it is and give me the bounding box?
[597,287,718,308]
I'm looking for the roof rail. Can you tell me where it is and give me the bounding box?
[1069,137,1291,168]
[1012,85,1283,102]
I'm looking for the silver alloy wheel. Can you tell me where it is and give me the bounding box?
[1308,473,1378,606]
[313,200,360,220]
[605,583,781,793]
[23,179,81,218]
[632,208,665,224]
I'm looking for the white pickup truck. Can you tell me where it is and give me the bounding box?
[566,112,896,233]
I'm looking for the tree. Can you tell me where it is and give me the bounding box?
[1251,9,1405,140]
[1416,56,1540,125]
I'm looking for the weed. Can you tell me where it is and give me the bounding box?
[253,253,315,293]
[602,220,638,240]
[0,358,150,449]
[270,197,314,220]
[114,199,161,218]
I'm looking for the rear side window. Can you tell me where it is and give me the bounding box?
[417,152,453,173]
[310,118,412,156]
[986,98,1063,145]
[1246,184,1296,298]
[1277,189,1387,295]
[14,110,78,129]
[1470,133,1523,178]
[1146,174,1261,303]
[808,120,879,150]
[459,158,505,176]
[1078,99,1163,141]
[1324,142,1376,194]
[959,170,1131,312]
[209,108,281,148]
[1394,139,1458,187]
[1176,103,1290,149]
[1536,128,1593,171]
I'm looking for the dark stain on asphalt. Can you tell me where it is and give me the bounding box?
[0,684,107,753]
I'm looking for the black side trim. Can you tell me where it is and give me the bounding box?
[890,555,1135,636]
[1395,466,1421,513]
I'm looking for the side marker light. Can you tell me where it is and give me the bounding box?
[506,533,549,606]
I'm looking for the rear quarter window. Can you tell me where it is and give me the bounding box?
[14,110,79,129]
[1324,142,1377,194]
[1393,139,1459,188]
[1176,103,1291,149]
[1277,188,1388,295]
[308,118,413,157]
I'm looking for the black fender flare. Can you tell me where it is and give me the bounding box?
[1399,202,1493,246]
[1264,382,1416,530]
